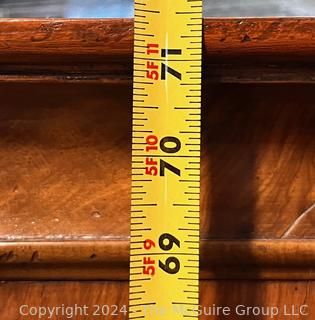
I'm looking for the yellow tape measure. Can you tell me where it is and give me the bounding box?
[129,0,202,319]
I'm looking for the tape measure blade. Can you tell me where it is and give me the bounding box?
[130,1,202,319]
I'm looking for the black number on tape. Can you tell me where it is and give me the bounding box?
[159,257,180,274]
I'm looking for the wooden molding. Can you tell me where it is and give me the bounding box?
[1,240,314,280]
[1,18,315,62]
[1,18,315,82]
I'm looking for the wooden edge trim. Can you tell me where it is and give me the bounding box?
[1,66,315,84]
[0,18,315,64]
[0,75,131,84]
[1,18,315,83]
[0,240,314,280]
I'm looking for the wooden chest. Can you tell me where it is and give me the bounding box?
[0,18,314,319]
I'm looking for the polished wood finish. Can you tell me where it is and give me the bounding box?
[202,84,315,240]
[0,83,313,242]
[1,19,315,82]
[0,240,314,280]
[0,281,314,319]
[0,17,314,320]
[0,20,313,283]
[0,81,313,279]
[0,83,131,241]
[2,18,315,63]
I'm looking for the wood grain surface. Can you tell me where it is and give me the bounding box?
[1,18,315,63]
[1,19,315,82]
[0,240,314,280]
[0,19,314,281]
[0,80,313,278]
[0,280,313,319]
[0,82,313,241]
[0,83,132,241]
